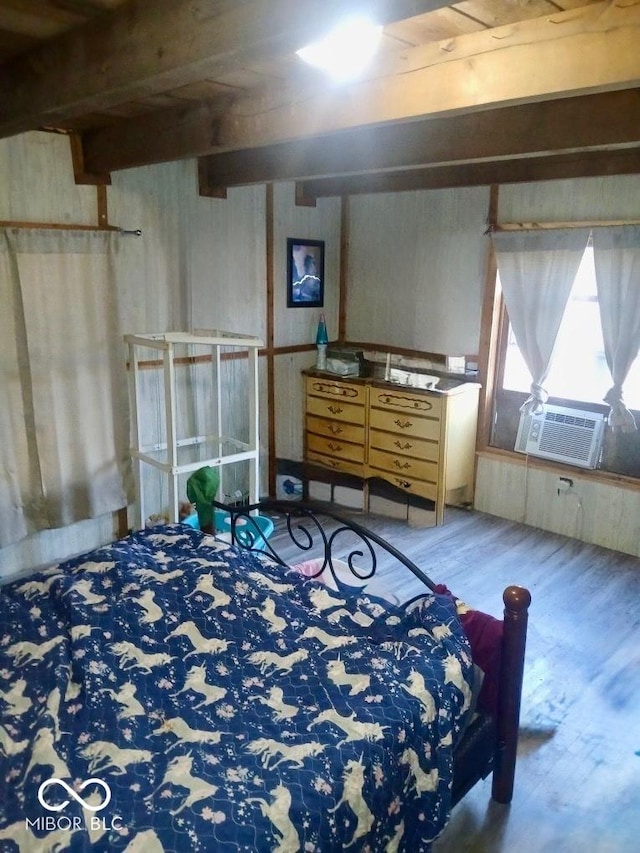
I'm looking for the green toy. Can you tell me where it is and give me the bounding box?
[186,465,220,532]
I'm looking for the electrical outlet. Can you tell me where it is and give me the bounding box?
[556,476,574,494]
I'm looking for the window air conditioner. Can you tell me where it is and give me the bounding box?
[514,404,606,469]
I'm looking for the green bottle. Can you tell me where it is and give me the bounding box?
[316,313,328,369]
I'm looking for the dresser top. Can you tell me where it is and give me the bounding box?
[303,368,480,397]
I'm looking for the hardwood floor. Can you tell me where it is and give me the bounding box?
[268,503,640,852]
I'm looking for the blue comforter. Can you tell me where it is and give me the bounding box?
[0,524,474,852]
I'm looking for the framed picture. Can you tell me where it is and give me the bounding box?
[286,238,325,307]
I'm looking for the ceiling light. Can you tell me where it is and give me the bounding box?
[296,17,383,83]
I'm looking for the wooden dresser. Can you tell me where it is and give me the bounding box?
[304,373,480,524]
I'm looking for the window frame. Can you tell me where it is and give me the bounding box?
[479,236,640,483]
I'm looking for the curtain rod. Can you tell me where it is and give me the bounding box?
[487,219,640,233]
[0,220,142,235]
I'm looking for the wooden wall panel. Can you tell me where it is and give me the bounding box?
[498,174,640,223]
[475,454,640,558]
[108,159,195,334]
[0,131,97,224]
[346,186,489,355]
[258,357,270,498]
[189,184,267,340]
[109,163,267,338]
[274,351,310,463]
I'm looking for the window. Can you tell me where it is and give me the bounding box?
[491,242,640,479]
[502,246,640,411]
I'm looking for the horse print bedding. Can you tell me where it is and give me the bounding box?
[0,523,475,852]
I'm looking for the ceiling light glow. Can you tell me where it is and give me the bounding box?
[296,17,383,83]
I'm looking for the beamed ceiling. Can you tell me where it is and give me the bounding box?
[1,0,639,199]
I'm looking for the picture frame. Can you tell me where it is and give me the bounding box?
[286,238,325,308]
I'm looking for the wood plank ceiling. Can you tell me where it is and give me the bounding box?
[1,0,639,198]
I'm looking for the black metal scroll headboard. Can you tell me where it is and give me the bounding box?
[213,498,438,597]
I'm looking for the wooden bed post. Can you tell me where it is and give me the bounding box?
[492,584,531,804]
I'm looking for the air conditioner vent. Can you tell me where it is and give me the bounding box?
[514,404,606,469]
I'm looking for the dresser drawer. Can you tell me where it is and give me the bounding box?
[307,394,365,425]
[306,377,366,406]
[368,447,438,483]
[369,428,439,462]
[369,406,440,442]
[370,388,442,418]
[306,415,365,445]
[369,469,438,503]
[307,449,364,476]
[307,433,365,463]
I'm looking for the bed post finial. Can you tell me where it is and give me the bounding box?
[503,585,531,614]
[492,584,531,804]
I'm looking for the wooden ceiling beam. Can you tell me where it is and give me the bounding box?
[0,0,450,139]
[196,90,640,192]
[83,98,234,175]
[80,1,640,175]
[295,148,640,199]
[218,1,640,149]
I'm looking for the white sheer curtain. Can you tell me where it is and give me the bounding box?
[592,225,640,432]
[492,228,590,414]
[0,228,128,547]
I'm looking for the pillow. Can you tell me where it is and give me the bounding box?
[430,584,504,717]
[458,608,503,717]
[289,557,406,605]
[289,557,368,592]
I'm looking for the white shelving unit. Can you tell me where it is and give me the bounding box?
[125,329,263,528]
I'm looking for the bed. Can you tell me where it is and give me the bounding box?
[0,499,530,852]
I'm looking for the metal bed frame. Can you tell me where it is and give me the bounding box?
[213,498,531,805]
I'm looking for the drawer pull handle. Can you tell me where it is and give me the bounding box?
[328,405,344,415]
[393,460,411,470]
[328,424,344,435]
[394,440,412,450]
[313,382,358,399]
[395,478,411,489]
[394,419,412,429]
[328,442,342,452]
[327,459,340,468]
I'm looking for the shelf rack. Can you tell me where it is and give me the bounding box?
[125,329,263,528]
